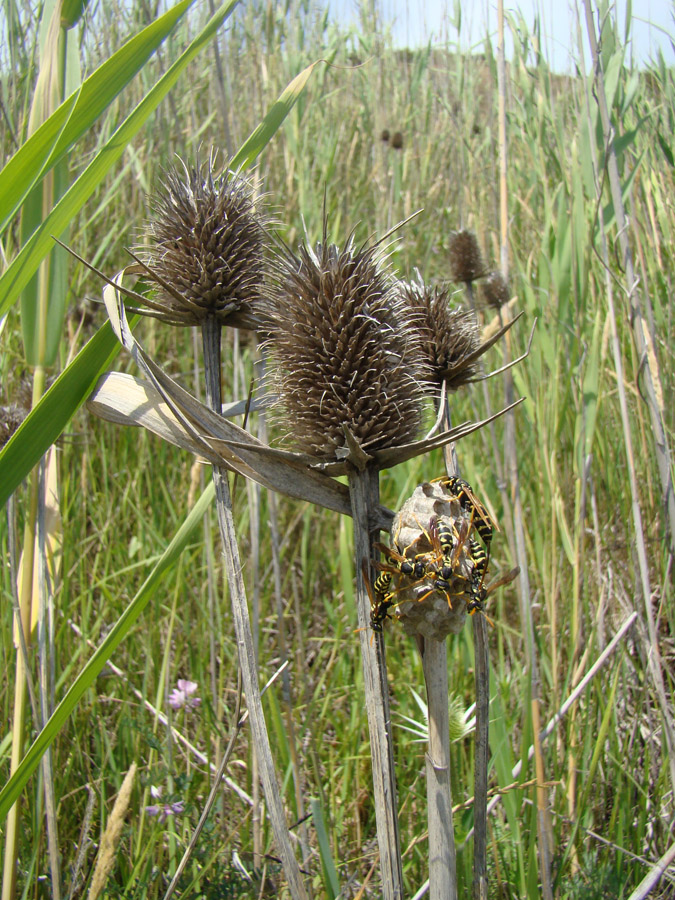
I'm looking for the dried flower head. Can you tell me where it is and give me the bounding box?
[381,128,391,143]
[260,228,428,460]
[401,277,481,390]
[448,229,487,284]
[482,270,510,310]
[391,131,404,149]
[0,404,28,448]
[138,152,267,327]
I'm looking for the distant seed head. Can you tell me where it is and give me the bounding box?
[391,131,404,150]
[482,271,510,310]
[448,229,487,284]
[401,278,481,390]
[0,405,27,448]
[140,153,267,327]
[259,231,428,460]
[381,128,391,143]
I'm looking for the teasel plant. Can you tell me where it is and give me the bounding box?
[64,179,521,895]
[400,273,530,900]
[256,222,525,899]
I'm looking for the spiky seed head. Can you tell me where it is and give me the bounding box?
[482,271,510,310]
[0,405,27,448]
[140,153,268,327]
[259,232,428,460]
[448,229,487,284]
[391,131,404,149]
[401,278,481,390]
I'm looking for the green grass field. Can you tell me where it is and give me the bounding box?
[1,1,674,897]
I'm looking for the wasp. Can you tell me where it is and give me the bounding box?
[434,475,497,570]
[373,542,428,582]
[361,560,402,634]
[466,563,520,621]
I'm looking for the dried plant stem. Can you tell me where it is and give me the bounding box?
[201,317,309,900]
[420,637,457,900]
[3,455,41,900]
[496,3,552,895]
[472,611,489,900]
[453,294,494,900]
[428,396,460,900]
[348,466,403,899]
[625,841,675,900]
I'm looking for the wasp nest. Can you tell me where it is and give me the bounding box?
[389,480,477,641]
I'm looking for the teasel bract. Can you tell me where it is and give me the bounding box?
[400,277,481,391]
[135,152,268,329]
[259,225,430,460]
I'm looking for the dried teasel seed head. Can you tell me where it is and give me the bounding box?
[448,229,487,284]
[0,405,28,448]
[139,152,268,327]
[259,228,429,460]
[481,270,510,310]
[401,277,481,390]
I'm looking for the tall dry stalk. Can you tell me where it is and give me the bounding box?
[496,2,553,895]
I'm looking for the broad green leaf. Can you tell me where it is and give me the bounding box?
[0,483,214,822]
[231,60,322,171]
[0,0,194,238]
[0,319,128,508]
[0,0,238,322]
[311,798,341,899]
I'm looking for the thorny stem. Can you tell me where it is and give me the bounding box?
[201,316,309,900]
[459,291,491,900]
[348,465,404,900]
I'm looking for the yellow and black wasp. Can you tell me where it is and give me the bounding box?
[361,543,430,635]
[466,540,519,622]
[434,475,498,572]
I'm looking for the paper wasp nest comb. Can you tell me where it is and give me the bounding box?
[389,480,476,641]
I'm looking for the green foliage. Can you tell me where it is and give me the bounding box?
[1,1,674,898]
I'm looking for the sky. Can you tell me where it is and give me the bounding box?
[329,0,674,73]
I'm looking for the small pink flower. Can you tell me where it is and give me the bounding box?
[168,678,201,710]
[146,786,185,823]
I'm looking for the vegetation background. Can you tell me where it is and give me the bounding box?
[0,0,673,897]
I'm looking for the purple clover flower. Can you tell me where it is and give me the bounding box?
[168,678,201,710]
[146,785,185,823]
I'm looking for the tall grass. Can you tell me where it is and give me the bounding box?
[1,1,674,897]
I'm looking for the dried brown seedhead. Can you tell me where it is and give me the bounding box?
[448,229,487,284]
[260,228,428,460]
[138,153,268,327]
[482,271,510,310]
[401,278,481,390]
[0,405,28,448]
